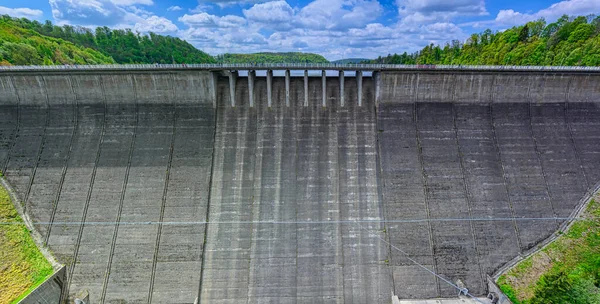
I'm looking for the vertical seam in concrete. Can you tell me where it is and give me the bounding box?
[490,74,497,104]
[336,104,346,301]
[286,70,291,107]
[565,74,573,103]
[413,103,440,297]
[373,100,395,296]
[2,76,20,174]
[267,70,273,108]
[450,73,458,103]
[415,73,420,104]
[489,104,523,252]
[528,103,559,227]
[68,75,108,291]
[564,102,590,189]
[294,103,300,301]
[147,108,176,304]
[304,70,309,107]
[211,72,218,108]
[100,77,139,304]
[322,70,327,107]
[197,96,220,302]
[525,74,532,104]
[44,75,79,246]
[22,76,50,215]
[451,104,485,291]
[247,100,262,304]
[248,71,255,108]
[339,71,345,107]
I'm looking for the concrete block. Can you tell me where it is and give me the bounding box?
[416,73,455,103]
[453,73,494,104]
[99,74,135,105]
[0,75,19,106]
[492,74,531,103]
[12,75,47,107]
[71,74,105,105]
[42,75,76,106]
[133,73,174,104]
[529,73,570,103]
[173,71,214,104]
[568,74,600,103]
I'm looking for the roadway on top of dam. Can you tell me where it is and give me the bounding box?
[1,68,599,303]
[3,63,600,73]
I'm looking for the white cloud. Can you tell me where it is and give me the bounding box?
[492,0,600,27]
[397,0,487,23]
[243,1,294,24]
[167,5,182,11]
[297,0,383,30]
[179,12,246,28]
[134,15,178,32]
[111,0,153,5]
[49,0,130,26]
[0,6,44,18]
[197,0,271,8]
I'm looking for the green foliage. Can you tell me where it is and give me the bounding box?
[498,199,600,303]
[216,52,328,64]
[0,15,114,65]
[0,15,214,64]
[367,14,600,66]
[0,181,53,304]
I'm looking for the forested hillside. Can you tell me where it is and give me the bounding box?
[0,15,214,64]
[369,15,600,66]
[216,52,328,63]
[0,16,114,65]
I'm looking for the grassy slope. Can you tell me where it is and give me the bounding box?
[498,197,600,304]
[0,177,53,304]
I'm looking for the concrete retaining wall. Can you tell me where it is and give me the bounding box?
[379,71,600,103]
[19,266,67,304]
[0,71,216,106]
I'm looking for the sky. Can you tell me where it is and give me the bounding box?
[1,0,600,60]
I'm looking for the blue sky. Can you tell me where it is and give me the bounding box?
[1,0,600,60]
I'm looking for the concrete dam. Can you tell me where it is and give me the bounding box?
[1,64,599,303]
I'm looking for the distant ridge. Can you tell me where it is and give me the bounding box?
[331,58,370,64]
[216,52,329,64]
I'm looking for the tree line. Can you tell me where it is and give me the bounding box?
[0,15,214,65]
[0,16,114,65]
[367,15,600,66]
[215,52,328,64]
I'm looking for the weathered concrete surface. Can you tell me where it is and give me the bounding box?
[379,71,600,104]
[0,69,599,303]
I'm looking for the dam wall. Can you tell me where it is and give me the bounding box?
[1,65,600,303]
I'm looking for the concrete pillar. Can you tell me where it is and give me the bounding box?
[357,70,363,106]
[267,70,273,107]
[322,70,326,107]
[304,70,309,107]
[248,70,256,107]
[339,70,345,107]
[229,71,238,107]
[285,70,290,107]
[373,71,380,105]
[210,72,218,108]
